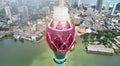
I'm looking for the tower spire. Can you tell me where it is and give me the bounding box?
[59,0,64,7]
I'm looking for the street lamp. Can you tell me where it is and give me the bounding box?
[46,0,76,66]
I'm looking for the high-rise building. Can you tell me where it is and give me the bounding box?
[0,0,5,9]
[1,0,4,6]
[22,5,29,24]
[111,3,117,15]
[4,6,12,20]
[115,2,120,13]
[105,0,110,13]
[111,2,120,15]
[78,0,82,7]
[96,0,103,13]
[72,0,77,6]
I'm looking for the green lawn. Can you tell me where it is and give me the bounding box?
[117,38,120,42]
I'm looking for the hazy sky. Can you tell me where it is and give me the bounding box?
[2,0,120,5]
[82,0,120,4]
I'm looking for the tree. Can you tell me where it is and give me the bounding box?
[36,35,43,41]
[83,6,87,11]
[19,38,24,43]
[118,20,120,23]
[105,32,113,38]
[99,38,108,45]
[83,33,89,42]
[14,38,17,42]
[109,7,113,10]
[91,5,96,9]
[97,30,104,39]
[90,32,96,38]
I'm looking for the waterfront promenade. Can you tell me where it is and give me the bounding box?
[87,44,114,54]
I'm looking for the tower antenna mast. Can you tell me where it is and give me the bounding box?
[59,0,64,7]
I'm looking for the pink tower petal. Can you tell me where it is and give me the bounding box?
[56,22,63,30]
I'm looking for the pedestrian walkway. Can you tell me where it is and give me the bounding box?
[87,44,114,53]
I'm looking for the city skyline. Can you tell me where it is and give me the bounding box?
[0,0,120,66]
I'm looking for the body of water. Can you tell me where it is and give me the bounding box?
[0,37,120,66]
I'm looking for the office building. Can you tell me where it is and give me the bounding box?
[111,2,120,15]
[22,5,29,24]
[105,0,110,13]
[96,0,103,13]
[4,6,12,20]
[78,0,82,7]
[115,2,120,13]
